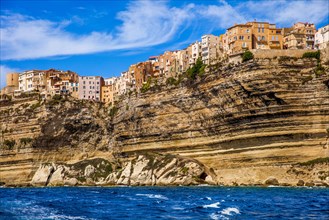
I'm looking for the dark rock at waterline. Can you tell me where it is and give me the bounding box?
[264,177,279,185]
[297,180,304,186]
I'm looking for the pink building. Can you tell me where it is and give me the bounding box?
[78,76,104,101]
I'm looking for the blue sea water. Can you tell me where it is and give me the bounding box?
[0,187,328,220]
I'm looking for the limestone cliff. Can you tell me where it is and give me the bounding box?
[1,54,329,187]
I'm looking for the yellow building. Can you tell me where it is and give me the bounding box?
[101,85,114,105]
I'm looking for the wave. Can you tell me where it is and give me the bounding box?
[203,202,220,208]
[220,207,240,215]
[135,194,168,200]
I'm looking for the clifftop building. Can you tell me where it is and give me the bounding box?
[315,24,329,50]
[283,22,316,49]
[78,76,104,101]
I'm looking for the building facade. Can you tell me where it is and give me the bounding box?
[315,24,329,50]
[18,70,46,92]
[201,34,221,64]
[78,76,104,101]
[226,24,252,54]
[283,22,316,49]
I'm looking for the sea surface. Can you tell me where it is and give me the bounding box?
[0,186,328,219]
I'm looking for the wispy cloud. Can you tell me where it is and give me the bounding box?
[0,65,21,89]
[0,0,328,61]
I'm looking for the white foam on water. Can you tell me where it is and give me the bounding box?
[47,214,89,220]
[136,194,169,200]
[172,206,184,210]
[203,202,220,208]
[210,213,229,220]
[206,197,212,200]
[220,207,240,216]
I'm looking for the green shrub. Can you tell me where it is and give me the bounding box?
[298,157,329,166]
[3,139,16,149]
[141,78,152,93]
[242,50,254,62]
[20,137,33,145]
[302,51,320,60]
[109,106,118,118]
[30,102,41,111]
[166,77,177,86]
[186,57,206,79]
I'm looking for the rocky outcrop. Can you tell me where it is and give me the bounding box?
[30,154,213,186]
[31,164,54,186]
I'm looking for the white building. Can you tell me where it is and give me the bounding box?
[18,70,46,92]
[190,41,202,65]
[201,34,221,64]
[315,24,329,50]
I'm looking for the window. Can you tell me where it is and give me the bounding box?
[258,28,260,33]
[97,82,99,84]
[83,86,86,89]
[272,36,275,40]
[246,29,249,33]
[262,28,264,33]
[258,36,261,41]
[89,81,91,84]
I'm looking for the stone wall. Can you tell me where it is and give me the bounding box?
[251,49,315,59]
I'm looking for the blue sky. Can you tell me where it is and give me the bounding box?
[1,0,329,88]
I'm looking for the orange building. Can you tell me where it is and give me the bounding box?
[225,21,284,54]
[226,24,252,54]
[134,61,153,90]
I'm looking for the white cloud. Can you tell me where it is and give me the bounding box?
[0,0,193,60]
[0,0,328,61]
[236,0,328,26]
[0,65,21,89]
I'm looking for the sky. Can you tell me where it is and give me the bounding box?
[1,0,329,89]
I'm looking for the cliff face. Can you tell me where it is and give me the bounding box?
[1,56,329,186]
[112,57,329,185]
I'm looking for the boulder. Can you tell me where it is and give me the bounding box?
[297,180,304,186]
[48,166,65,186]
[84,165,95,177]
[31,164,54,186]
[314,181,328,187]
[64,178,78,186]
[264,177,279,185]
[305,182,314,187]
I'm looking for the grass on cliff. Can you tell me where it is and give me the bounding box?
[297,157,329,166]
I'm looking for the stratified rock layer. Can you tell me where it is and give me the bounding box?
[1,55,329,186]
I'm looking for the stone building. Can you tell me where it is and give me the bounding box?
[226,24,252,54]
[0,72,19,97]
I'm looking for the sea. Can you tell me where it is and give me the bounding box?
[0,186,328,220]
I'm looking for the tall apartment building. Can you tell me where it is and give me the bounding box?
[315,24,329,50]
[158,51,174,77]
[246,21,283,49]
[201,34,221,64]
[78,76,104,101]
[226,24,252,54]
[134,62,153,90]
[190,41,202,65]
[283,22,316,49]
